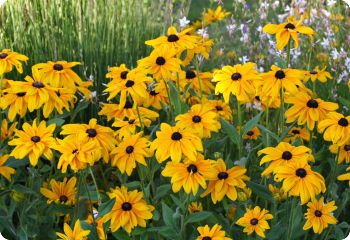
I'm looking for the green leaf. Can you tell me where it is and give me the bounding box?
[12,184,38,196]
[220,118,239,145]
[339,97,350,110]
[161,202,177,228]
[47,118,65,127]
[168,80,182,115]
[155,184,171,200]
[242,112,263,137]
[257,124,280,142]
[184,211,212,224]
[98,198,116,218]
[247,181,273,202]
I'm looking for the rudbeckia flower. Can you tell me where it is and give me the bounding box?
[263,16,314,50]
[8,120,56,166]
[102,186,154,234]
[202,6,230,25]
[182,37,213,65]
[142,81,169,109]
[56,219,90,240]
[338,166,350,185]
[110,133,152,176]
[0,120,17,142]
[303,66,332,83]
[112,117,151,138]
[33,61,82,89]
[161,154,215,195]
[303,197,337,234]
[178,70,213,95]
[188,202,203,213]
[0,86,29,122]
[206,99,232,121]
[196,224,232,240]
[330,140,350,164]
[212,62,261,103]
[150,123,203,163]
[318,112,350,146]
[175,104,221,138]
[285,92,338,130]
[268,184,287,202]
[274,161,326,204]
[283,127,310,143]
[0,155,15,181]
[236,206,273,238]
[105,63,130,82]
[259,142,314,176]
[244,127,261,140]
[40,177,76,205]
[201,159,249,203]
[0,49,28,75]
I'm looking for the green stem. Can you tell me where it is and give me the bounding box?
[279,87,285,136]
[237,101,243,159]
[83,175,97,226]
[89,166,101,205]
[327,147,340,199]
[73,172,83,222]
[265,107,270,146]
[309,128,313,150]
[135,104,144,131]
[195,60,203,101]
[287,197,296,240]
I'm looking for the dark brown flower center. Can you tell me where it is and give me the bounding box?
[231,72,242,81]
[247,130,254,136]
[338,118,349,127]
[215,105,223,111]
[156,57,166,65]
[275,70,286,79]
[202,237,211,240]
[32,81,45,88]
[306,99,318,108]
[285,23,296,29]
[296,168,307,178]
[218,172,228,180]
[125,80,135,88]
[59,195,68,203]
[16,92,26,97]
[186,70,196,79]
[344,145,350,151]
[56,91,61,97]
[291,129,300,135]
[255,96,261,101]
[86,128,97,138]
[192,115,201,123]
[314,210,322,217]
[167,34,179,42]
[53,64,64,71]
[310,70,317,75]
[31,136,41,143]
[250,218,259,225]
[150,90,159,96]
[120,71,128,79]
[126,146,134,154]
[124,101,133,109]
[187,164,198,173]
[122,202,132,211]
[171,132,182,141]
[0,53,8,59]
[282,151,292,160]
[128,119,135,124]
[72,149,78,154]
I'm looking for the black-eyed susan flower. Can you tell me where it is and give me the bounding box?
[162,154,215,195]
[318,112,350,146]
[0,86,29,122]
[206,99,232,121]
[150,123,203,163]
[178,70,213,95]
[112,117,151,138]
[60,118,116,163]
[188,202,203,213]
[54,136,99,173]
[142,81,169,109]
[303,66,332,83]
[268,184,287,202]
[285,92,338,130]
[236,206,273,238]
[51,88,76,115]
[263,16,314,50]
[259,142,314,176]
[34,61,82,89]
[105,63,130,83]
[196,224,232,240]
[40,177,76,205]
[110,133,152,176]
[137,45,182,81]
[56,219,90,240]
[182,36,213,65]
[176,104,221,138]
[303,197,337,234]
[102,186,154,234]
[330,141,350,164]
[244,127,261,140]
[274,161,326,204]
[212,62,261,103]
[284,127,310,143]
[202,6,230,25]
[8,120,56,166]
[0,155,15,181]
[337,167,350,185]
[201,159,249,203]
[0,120,17,142]
[85,216,106,240]
[0,49,28,75]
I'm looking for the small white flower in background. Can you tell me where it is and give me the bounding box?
[259,66,265,72]
[93,209,99,219]
[327,0,337,7]
[88,74,94,82]
[261,2,269,9]
[256,25,263,32]
[179,17,190,28]
[331,48,340,60]
[214,0,224,4]
[197,28,208,38]
[239,56,249,64]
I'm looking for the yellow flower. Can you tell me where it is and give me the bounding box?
[105,63,130,82]
[268,184,287,202]
[143,81,169,109]
[227,206,237,221]
[337,166,350,185]
[303,197,337,234]
[40,177,76,205]
[8,120,56,166]
[0,120,17,142]
[202,6,230,25]
[206,99,232,121]
[188,202,203,214]
[110,133,152,176]
[56,219,90,240]
[283,127,310,143]
[161,154,215,195]
[263,16,314,50]
[182,37,213,65]
[0,86,29,121]
[150,123,203,163]
[212,62,261,103]
[178,70,214,95]
[196,224,232,240]
[285,92,338,130]
[103,186,154,234]
[318,112,350,146]
[112,117,150,138]
[201,159,249,203]
[237,187,252,202]
[330,141,350,164]
[244,127,261,140]
[274,161,326,204]
[0,49,28,75]
[0,155,15,181]
[303,66,332,83]
[236,206,273,238]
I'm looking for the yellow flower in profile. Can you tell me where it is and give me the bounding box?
[145,26,198,52]
[112,117,150,138]
[0,87,29,121]
[0,49,28,75]
[303,66,332,83]
[60,118,116,163]
[284,127,310,143]
[285,92,338,130]
[237,187,252,202]
[33,61,82,89]
[268,184,287,202]
[236,206,273,238]
[263,16,314,50]
[196,224,232,240]
[318,112,350,146]
[178,70,213,95]
[40,177,76,205]
[110,133,152,176]
[303,197,337,234]
[150,123,203,163]
[143,81,169,109]
[0,120,17,142]
[330,141,350,164]
[176,104,221,138]
[188,202,203,214]
[206,99,232,121]
[274,161,326,204]
[212,62,261,103]
[8,120,56,166]
[162,154,215,195]
[103,186,154,234]
[201,159,249,203]
[244,127,261,140]
[0,155,15,181]
[56,219,90,240]
[202,6,230,24]
[338,166,350,185]
[137,45,182,80]
[182,37,213,65]
[259,142,314,176]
